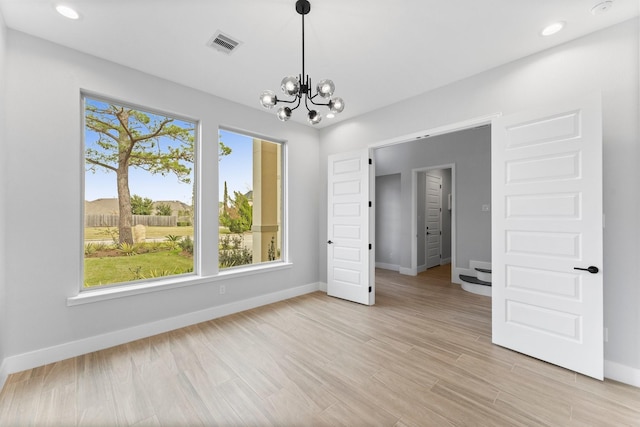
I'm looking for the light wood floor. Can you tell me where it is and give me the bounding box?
[1,266,640,426]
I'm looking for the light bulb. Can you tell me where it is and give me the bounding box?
[280,76,300,96]
[277,107,292,122]
[316,79,335,98]
[259,90,277,109]
[328,97,344,114]
[308,110,322,125]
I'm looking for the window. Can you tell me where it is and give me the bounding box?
[218,129,283,269]
[83,95,196,288]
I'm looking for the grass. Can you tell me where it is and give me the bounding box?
[85,226,194,241]
[84,250,193,287]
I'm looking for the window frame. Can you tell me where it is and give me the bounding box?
[71,94,290,305]
[80,91,200,291]
[217,126,288,271]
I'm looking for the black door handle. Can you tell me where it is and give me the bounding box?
[327,240,333,244]
[574,266,599,274]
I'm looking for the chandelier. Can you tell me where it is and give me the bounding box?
[259,0,345,125]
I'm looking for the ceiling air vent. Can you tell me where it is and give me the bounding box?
[207,31,242,55]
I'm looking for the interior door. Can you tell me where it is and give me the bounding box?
[425,173,442,269]
[492,93,603,379]
[327,150,374,305]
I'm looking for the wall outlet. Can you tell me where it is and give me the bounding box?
[482,204,490,212]
[219,285,226,295]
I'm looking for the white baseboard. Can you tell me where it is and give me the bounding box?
[375,262,400,272]
[399,267,417,276]
[440,258,451,265]
[417,264,427,274]
[0,282,320,388]
[604,360,640,388]
[318,281,327,292]
[0,359,8,392]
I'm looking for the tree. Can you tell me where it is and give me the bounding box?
[155,203,173,216]
[219,140,232,161]
[131,195,154,215]
[223,191,252,233]
[223,181,229,215]
[85,99,194,244]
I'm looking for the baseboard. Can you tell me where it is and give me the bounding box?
[417,264,427,274]
[604,360,640,388]
[375,262,400,272]
[399,267,417,276]
[0,282,320,381]
[440,258,451,265]
[0,358,8,392]
[318,281,327,292]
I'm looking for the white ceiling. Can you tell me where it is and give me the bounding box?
[1,0,637,128]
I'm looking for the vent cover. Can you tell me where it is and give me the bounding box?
[207,31,242,54]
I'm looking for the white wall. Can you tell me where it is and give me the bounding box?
[1,30,320,375]
[374,174,401,269]
[319,19,640,380]
[0,9,8,383]
[375,127,491,273]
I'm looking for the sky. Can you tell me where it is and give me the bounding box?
[84,98,253,205]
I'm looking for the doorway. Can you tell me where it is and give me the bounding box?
[415,167,453,276]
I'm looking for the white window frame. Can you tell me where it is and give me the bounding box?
[70,97,290,306]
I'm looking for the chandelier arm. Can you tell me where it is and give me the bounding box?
[307,93,331,107]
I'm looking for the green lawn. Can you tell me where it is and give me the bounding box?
[84,250,193,287]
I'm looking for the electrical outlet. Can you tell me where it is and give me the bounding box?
[482,204,490,212]
[220,285,226,295]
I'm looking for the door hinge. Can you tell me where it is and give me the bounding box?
[368,158,372,165]
[369,244,372,250]
[369,286,372,293]
[369,201,372,207]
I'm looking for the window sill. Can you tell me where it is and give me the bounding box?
[67,262,293,306]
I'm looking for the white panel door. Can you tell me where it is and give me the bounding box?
[327,150,373,305]
[492,93,603,380]
[425,174,442,269]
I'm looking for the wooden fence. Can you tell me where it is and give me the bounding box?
[85,214,177,227]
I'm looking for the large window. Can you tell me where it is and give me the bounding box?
[83,96,196,288]
[218,129,282,269]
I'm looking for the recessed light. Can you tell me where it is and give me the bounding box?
[591,1,614,15]
[541,21,565,36]
[326,113,335,119]
[55,5,80,20]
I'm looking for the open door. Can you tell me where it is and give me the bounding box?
[327,150,374,305]
[425,173,442,269]
[492,93,603,379]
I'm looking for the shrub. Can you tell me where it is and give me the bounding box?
[179,236,194,254]
[219,234,252,268]
[117,242,139,256]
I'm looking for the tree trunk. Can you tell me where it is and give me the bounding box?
[116,110,133,245]
[117,163,133,244]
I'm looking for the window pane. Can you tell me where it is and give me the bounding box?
[219,129,282,269]
[83,96,196,287]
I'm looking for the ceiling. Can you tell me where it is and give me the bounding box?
[0,0,637,128]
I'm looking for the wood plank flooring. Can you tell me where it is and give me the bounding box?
[1,266,640,426]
